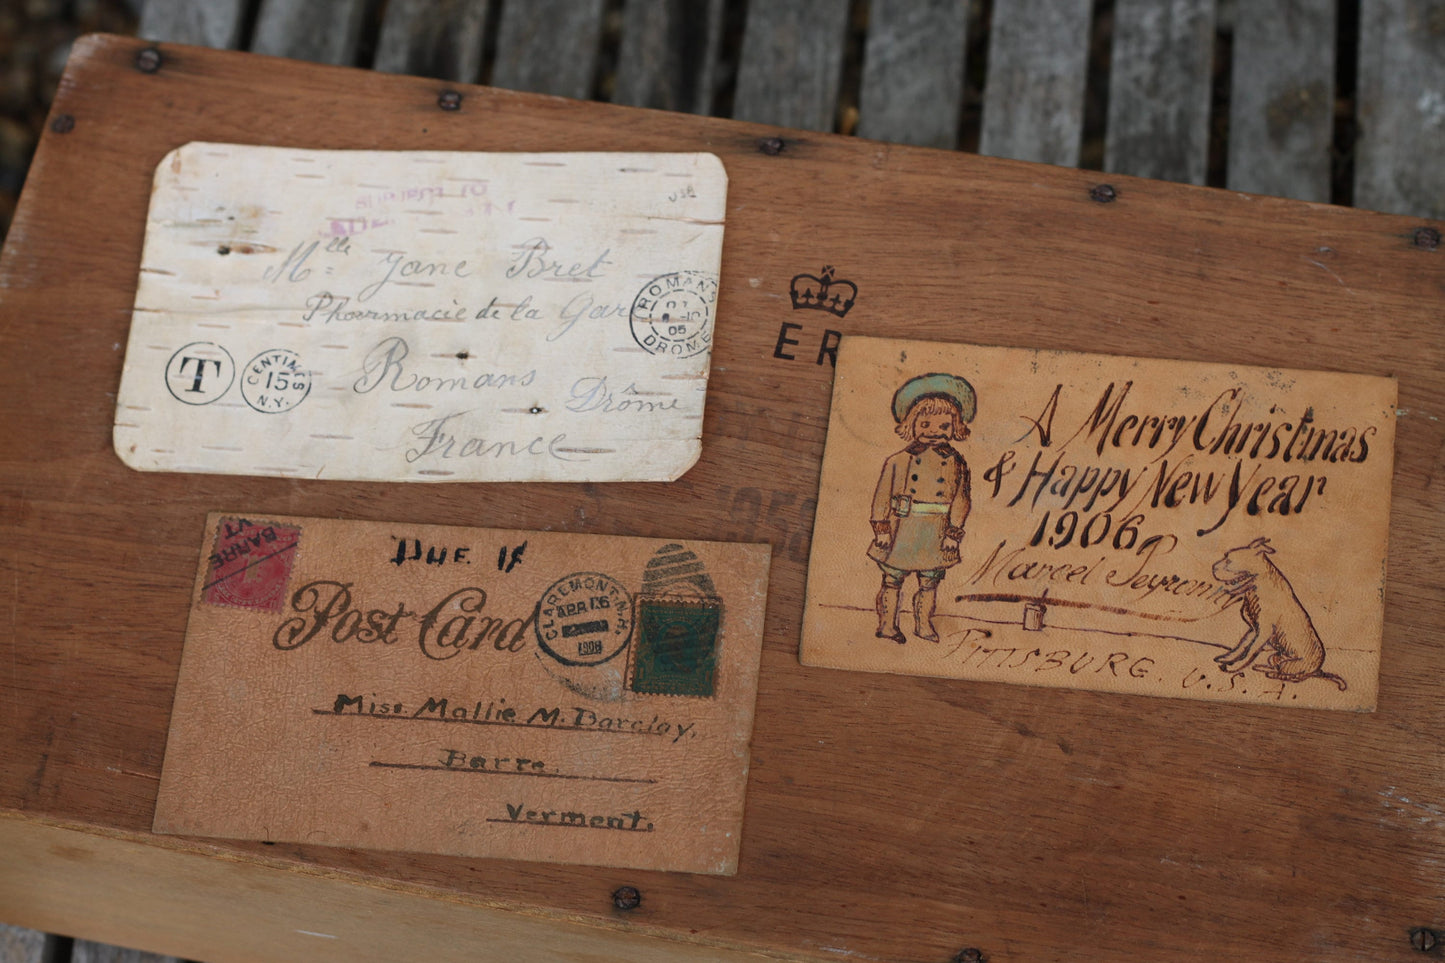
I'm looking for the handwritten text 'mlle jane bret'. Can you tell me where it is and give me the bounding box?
[282,237,624,341]
[272,580,536,661]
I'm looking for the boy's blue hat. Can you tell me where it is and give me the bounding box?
[892,373,977,424]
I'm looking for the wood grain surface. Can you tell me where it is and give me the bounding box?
[1,34,1443,963]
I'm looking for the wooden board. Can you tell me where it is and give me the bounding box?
[372,0,490,83]
[613,0,726,115]
[978,0,1093,165]
[1355,0,1445,218]
[1226,0,1335,203]
[1105,0,1216,184]
[490,0,606,99]
[857,0,969,149]
[1,33,1443,963]
[0,923,50,963]
[731,0,851,132]
[136,0,248,49]
[250,0,369,66]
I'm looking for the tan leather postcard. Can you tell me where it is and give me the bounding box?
[154,514,770,874]
[801,337,1396,711]
[115,144,726,482]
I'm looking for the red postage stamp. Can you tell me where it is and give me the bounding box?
[201,517,302,612]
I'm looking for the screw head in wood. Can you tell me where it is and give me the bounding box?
[612,885,642,911]
[1089,184,1118,203]
[1410,927,1438,951]
[952,949,987,963]
[50,114,75,134]
[758,137,786,156]
[135,47,162,73]
[438,90,462,111]
[1414,227,1440,251]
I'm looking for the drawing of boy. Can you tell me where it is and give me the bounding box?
[868,373,975,643]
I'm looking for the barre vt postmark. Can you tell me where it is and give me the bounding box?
[202,517,302,613]
[241,348,312,413]
[535,572,634,667]
[629,271,717,358]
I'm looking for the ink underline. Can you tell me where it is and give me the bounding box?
[369,761,656,785]
[483,818,654,832]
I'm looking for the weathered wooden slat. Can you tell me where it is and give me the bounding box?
[612,0,726,114]
[250,0,369,66]
[1105,0,1216,184]
[0,923,51,963]
[732,0,851,131]
[857,0,968,148]
[373,0,490,83]
[1355,0,1445,217]
[489,0,607,99]
[1226,0,1335,202]
[136,0,249,49]
[71,940,182,963]
[978,0,1093,165]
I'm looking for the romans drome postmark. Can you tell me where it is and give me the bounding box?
[629,271,717,358]
[241,348,312,413]
[535,572,634,667]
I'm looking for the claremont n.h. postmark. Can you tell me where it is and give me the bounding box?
[629,271,717,358]
[535,572,634,667]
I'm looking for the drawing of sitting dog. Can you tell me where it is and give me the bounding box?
[1212,537,1347,690]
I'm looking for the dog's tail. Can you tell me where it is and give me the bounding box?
[1315,670,1348,691]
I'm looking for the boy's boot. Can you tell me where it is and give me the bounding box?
[914,585,939,641]
[876,585,906,643]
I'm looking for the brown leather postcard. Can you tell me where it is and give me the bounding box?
[801,337,1395,711]
[154,514,770,874]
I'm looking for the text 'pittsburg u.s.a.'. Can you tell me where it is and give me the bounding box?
[114,144,727,483]
[802,337,1395,711]
[153,514,770,875]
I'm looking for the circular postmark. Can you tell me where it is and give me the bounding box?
[241,348,312,413]
[535,572,634,667]
[629,271,717,358]
[165,342,235,405]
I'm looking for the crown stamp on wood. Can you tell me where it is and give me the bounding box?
[790,266,857,317]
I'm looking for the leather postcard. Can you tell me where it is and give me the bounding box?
[801,337,1395,711]
[153,513,771,874]
[115,144,726,482]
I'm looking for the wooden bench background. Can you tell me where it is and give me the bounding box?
[1,1,1442,962]
[116,0,1445,219]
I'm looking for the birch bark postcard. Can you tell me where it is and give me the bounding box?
[114,144,726,482]
[801,337,1396,711]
